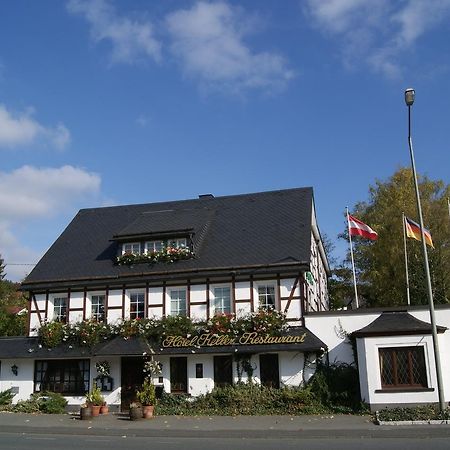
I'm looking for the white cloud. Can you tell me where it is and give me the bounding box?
[0,165,101,281]
[67,0,161,64]
[305,0,450,78]
[0,165,100,219]
[166,1,294,92]
[0,104,71,150]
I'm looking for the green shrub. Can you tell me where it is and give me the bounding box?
[37,392,68,414]
[0,389,15,408]
[308,362,364,412]
[156,391,191,415]
[10,397,41,413]
[156,383,326,416]
[6,392,67,414]
[377,405,450,422]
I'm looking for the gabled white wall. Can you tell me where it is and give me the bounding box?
[306,307,450,409]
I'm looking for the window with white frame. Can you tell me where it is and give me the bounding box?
[91,294,105,322]
[379,346,427,389]
[213,286,231,314]
[122,242,141,255]
[170,289,187,316]
[145,240,165,253]
[130,292,145,319]
[168,237,187,248]
[53,297,68,322]
[258,285,276,310]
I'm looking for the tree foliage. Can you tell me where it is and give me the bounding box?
[0,254,28,336]
[347,167,449,307]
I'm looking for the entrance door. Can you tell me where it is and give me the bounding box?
[259,354,280,388]
[121,357,145,411]
[214,355,233,388]
[170,357,188,393]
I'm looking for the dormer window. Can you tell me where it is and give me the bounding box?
[117,236,194,266]
[168,238,187,248]
[144,240,165,253]
[122,242,140,255]
[144,238,187,254]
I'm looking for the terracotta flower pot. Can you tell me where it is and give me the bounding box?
[142,405,154,419]
[91,405,101,417]
[100,405,109,415]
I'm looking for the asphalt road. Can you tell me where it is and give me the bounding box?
[2,432,450,450]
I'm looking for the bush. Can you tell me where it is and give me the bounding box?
[156,391,191,415]
[377,405,450,422]
[156,383,326,416]
[5,392,67,414]
[308,362,365,412]
[10,397,41,413]
[37,392,68,414]
[0,389,15,408]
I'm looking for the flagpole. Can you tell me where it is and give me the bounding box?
[402,213,411,306]
[346,207,359,308]
[405,88,445,412]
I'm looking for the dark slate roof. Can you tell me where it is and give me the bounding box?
[0,337,94,359]
[113,208,213,240]
[0,327,326,358]
[93,336,153,356]
[352,312,447,337]
[22,187,314,288]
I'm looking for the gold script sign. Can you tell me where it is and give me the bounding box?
[162,332,307,348]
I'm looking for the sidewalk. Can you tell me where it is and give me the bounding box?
[0,412,449,439]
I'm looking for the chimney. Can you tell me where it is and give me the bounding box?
[198,194,214,199]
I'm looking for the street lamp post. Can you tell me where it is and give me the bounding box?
[405,88,445,412]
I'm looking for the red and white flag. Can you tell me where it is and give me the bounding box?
[348,215,378,241]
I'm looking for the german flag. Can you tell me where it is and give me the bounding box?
[405,216,434,248]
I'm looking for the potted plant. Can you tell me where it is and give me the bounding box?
[136,378,156,419]
[100,400,109,415]
[80,402,91,420]
[129,402,143,421]
[85,385,104,417]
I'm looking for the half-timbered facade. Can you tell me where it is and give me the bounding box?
[0,188,330,409]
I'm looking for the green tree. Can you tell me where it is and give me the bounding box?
[347,167,450,307]
[0,254,28,336]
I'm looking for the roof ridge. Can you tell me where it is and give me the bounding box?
[78,186,313,213]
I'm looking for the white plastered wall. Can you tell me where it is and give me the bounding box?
[306,307,450,408]
[356,335,438,409]
[0,359,35,403]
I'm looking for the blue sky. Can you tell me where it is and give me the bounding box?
[1,0,449,281]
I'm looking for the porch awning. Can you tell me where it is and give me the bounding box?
[0,326,326,359]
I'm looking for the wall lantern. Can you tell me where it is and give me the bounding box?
[11,364,18,376]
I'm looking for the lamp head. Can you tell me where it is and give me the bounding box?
[405,88,415,106]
